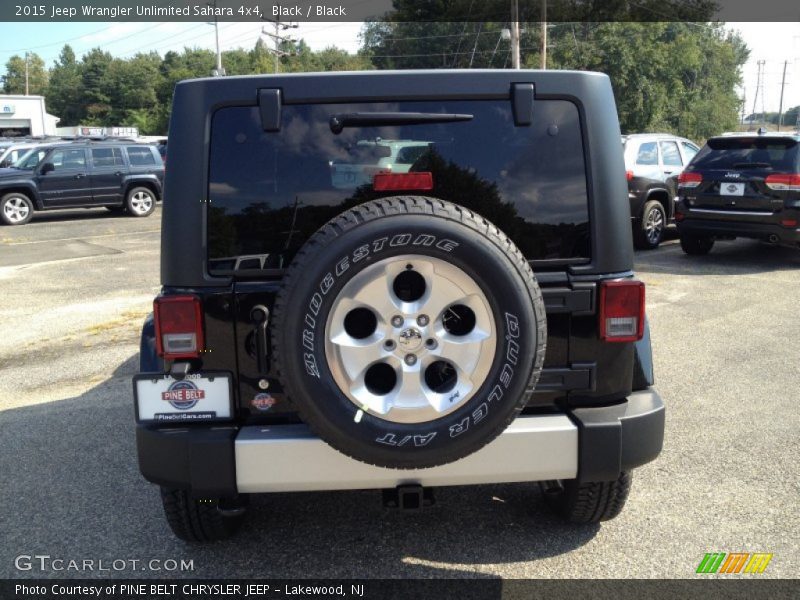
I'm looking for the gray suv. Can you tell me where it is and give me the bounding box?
[623,133,700,249]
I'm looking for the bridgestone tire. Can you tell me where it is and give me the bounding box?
[273,197,546,469]
[679,233,714,255]
[542,471,633,523]
[160,488,246,543]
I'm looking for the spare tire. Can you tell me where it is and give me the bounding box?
[273,197,546,469]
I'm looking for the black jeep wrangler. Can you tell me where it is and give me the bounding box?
[134,70,665,542]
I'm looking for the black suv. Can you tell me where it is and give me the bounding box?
[133,70,665,541]
[676,131,800,254]
[0,140,164,225]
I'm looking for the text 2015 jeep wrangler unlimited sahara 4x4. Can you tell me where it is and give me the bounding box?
[133,70,665,542]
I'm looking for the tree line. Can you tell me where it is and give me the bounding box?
[3,16,782,142]
[2,40,371,135]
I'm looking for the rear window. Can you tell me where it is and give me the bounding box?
[207,99,590,274]
[692,138,799,171]
[126,145,156,166]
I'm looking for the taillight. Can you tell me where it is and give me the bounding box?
[626,170,634,181]
[765,173,800,191]
[678,171,702,188]
[675,209,685,222]
[373,172,434,192]
[599,280,645,343]
[154,295,204,359]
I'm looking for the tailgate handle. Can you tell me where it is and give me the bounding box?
[250,305,270,374]
[258,88,282,132]
[512,83,534,126]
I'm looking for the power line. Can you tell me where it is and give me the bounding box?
[0,24,121,53]
[116,23,231,58]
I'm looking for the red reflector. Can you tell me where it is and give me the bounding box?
[675,210,685,222]
[154,295,204,359]
[626,170,634,181]
[678,171,702,187]
[373,172,433,192]
[599,280,645,343]
[780,218,798,227]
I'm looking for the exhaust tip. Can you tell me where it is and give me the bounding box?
[768,234,779,244]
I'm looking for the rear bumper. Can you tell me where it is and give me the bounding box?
[136,389,664,495]
[678,214,800,246]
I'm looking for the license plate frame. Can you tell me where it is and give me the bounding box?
[133,372,233,424]
[720,182,745,196]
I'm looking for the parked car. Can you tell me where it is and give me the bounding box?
[0,140,164,225]
[134,69,664,541]
[330,139,432,189]
[0,139,70,169]
[675,130,800,254]
[622,133,700,249]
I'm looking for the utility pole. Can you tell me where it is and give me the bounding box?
[540,0,547,69]
[24,51,29,95]
[207,1,225,76]
[261,17,298,73]
[510,0,520,69]
[751,60,765,131]
[741,86,746,125]
[777,59,788,131]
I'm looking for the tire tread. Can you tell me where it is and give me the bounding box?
[160,488,243,543]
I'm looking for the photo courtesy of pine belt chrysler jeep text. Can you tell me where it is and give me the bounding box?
[132,70,665,541]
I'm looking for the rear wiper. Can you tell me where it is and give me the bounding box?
[329,112,473,134]
[732,162,771,169]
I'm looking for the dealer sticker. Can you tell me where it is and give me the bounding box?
[251,392,277,412]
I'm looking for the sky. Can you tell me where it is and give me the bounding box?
[0,20,797,114]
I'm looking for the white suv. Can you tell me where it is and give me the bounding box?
[330,139,432,189]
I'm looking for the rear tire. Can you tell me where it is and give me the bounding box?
[633,200,666,250]
[126,187,156,218]
[160,487,247,542]
[679,233,714,255]
[541,471,632,523]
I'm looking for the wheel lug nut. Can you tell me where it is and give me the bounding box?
[417,314,429,326]
[425,338,437,349]
[404,354,417,366]
[391,315,403,327]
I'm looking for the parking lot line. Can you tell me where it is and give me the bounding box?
[1,229,161,246]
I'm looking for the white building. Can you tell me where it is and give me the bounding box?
[0,95,60,136]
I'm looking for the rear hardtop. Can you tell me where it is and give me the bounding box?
[162,69,632,287]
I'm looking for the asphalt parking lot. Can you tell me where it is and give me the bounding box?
[0,211,798,579]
